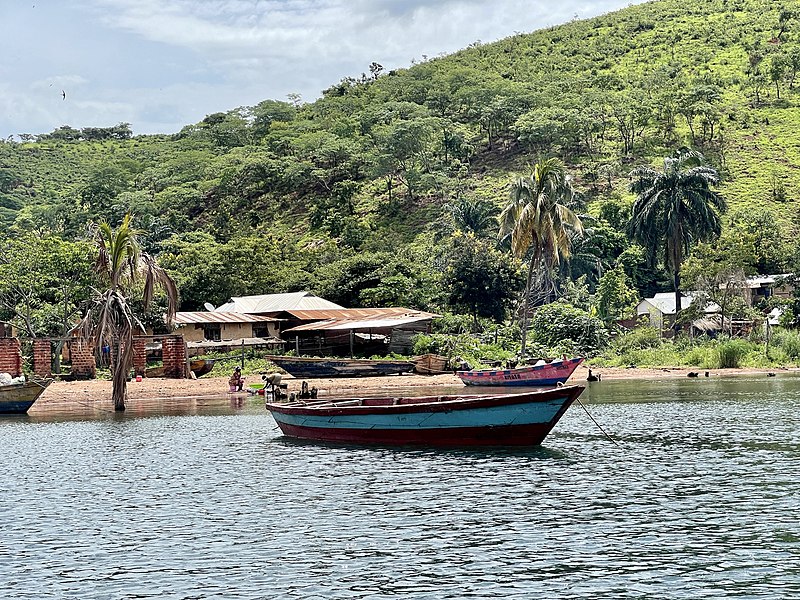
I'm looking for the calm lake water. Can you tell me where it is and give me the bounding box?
[2,376,799,599]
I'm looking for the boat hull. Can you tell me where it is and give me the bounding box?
[190,359,215,377]
[266,386,584,446]
[270,356,414,378]
[457,357,584,386]
[0,381,51,414]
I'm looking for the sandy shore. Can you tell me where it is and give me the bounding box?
[29,363,796,412]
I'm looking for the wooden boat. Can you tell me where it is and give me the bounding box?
[269,356,414,378]
[412,353,450,375]
[0,380,52,414]
[265,385,584,446]
[457,357,584,387]
[190,359,215,377]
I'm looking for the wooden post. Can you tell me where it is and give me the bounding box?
[350,330,354,358]
[241,339,245,369]
[295,336,300,355]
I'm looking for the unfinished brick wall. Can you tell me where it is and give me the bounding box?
[70,338,96,379]
[133,337,147,377]
[162,335,187,379]
[33,339,52,378]
[0,338,22,377]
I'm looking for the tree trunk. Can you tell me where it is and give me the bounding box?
[520,257,537,358]
[673,270,682,335]
[110,338,132,411]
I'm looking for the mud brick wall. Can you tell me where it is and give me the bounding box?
[133,338,147,377]
[162,335,187,379]
[33,339,52,378]
[0,338,22,377]
[70,338,96,379]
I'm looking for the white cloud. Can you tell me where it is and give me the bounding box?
[0,0,647,137]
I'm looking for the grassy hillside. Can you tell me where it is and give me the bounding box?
[2,0,800,313]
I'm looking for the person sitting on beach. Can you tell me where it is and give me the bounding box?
[229,366,244,391]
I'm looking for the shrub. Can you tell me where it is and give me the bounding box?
[713,339,751,368]
[772,329,800,360]
[411,333,514,368]
[528,301,609,357]
[610,327,663,353]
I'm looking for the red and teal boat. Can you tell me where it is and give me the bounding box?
[265,386,584,446]
[457,357,584,387]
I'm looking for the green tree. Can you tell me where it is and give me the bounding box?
[442,234,523,330]
[594,265,639,323]
[0,234,93,339]
[629,149,726,329]
[529,301,608,357]
[80,215,178,411]
[499,158,583,356]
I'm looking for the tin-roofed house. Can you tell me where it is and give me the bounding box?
[174,311,284,355]
[636,292,721,337]
[209,291,440,356]
[281,308,441,356]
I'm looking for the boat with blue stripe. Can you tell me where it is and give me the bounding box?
[265,385,584,446]
[457,357,584,387]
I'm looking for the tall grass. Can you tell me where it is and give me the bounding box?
[771,329,800,360]
[712,339,751,369]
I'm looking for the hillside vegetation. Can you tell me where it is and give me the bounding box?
[2,0,800,352]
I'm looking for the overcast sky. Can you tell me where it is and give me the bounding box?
[0,0,648,138]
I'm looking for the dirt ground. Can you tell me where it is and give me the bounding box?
[31,363,794,413]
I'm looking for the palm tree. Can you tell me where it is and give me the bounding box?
[628,149,726,328]
[499,158,584,356]
[80,214,178,411]
[448,197,499,239]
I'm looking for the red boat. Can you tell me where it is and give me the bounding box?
[265,386,584,446]
[457,357,584,386]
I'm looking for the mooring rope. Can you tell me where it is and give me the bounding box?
[575,396,619,446]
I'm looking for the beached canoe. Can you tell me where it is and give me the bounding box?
[0,380,52,414]
[457,357,584,387]
[269,356,413,378]
[265,385,584,446]
[190,359,215,377]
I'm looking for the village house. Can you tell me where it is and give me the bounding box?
[740,274,793,307]
[207,291,439,356]
[636,292,721,335]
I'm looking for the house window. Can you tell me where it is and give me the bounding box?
[203,324,221,341]
[253,325,271,338]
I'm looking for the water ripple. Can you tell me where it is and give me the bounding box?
[1,378,799,598]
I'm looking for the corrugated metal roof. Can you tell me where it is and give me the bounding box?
[175,311,279,325]
[215,292,344,314]
[283,314,436,332]
[744,274,793,288]
[638,293,720,316]
[287,308,440,320]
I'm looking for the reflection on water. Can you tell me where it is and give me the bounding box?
[1,377,800,598]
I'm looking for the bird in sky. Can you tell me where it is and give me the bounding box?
[61,90,65,100]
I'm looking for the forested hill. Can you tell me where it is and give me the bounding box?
[1,0,800,324]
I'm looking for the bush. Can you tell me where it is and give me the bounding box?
[529,301,609,357]
[713,339,751,368]
[610,327,663,353]
[411,333,515,368]
[771,329,800,360]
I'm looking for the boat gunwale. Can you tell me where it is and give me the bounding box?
[456,357,584,378]
[270,356,414,366]
[266,385,585,417]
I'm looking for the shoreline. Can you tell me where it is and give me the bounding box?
[29,364,797,413]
